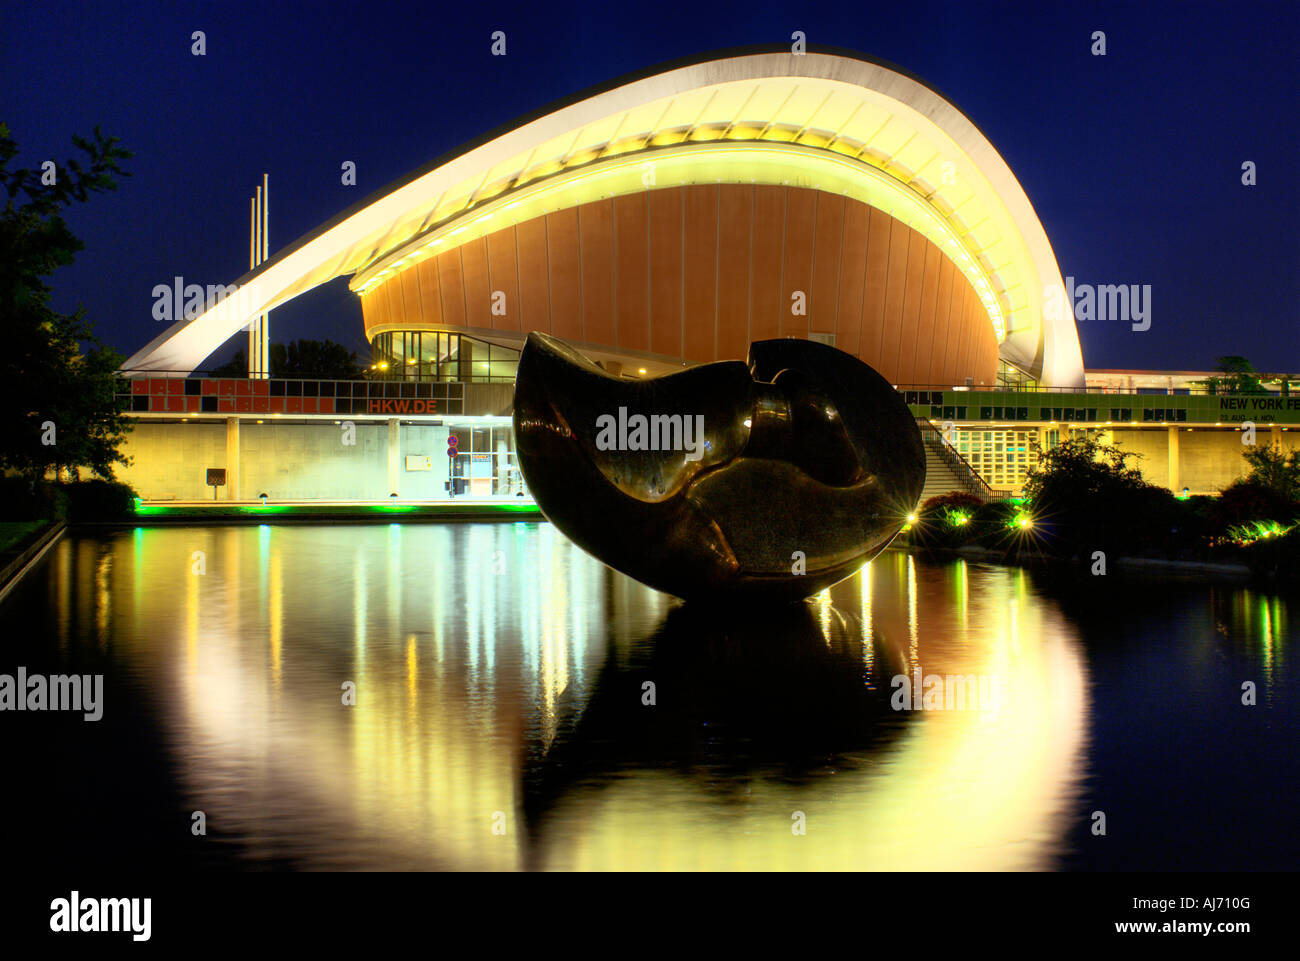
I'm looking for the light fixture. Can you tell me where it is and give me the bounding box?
[638,368,647,375]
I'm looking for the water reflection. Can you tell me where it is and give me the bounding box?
[15,526,1114,869]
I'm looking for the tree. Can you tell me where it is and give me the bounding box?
[1241,443,1300,501]
[210,338,365,379]
[1024,433,1149,504]
[1198,355,1265,395]
[1023,433,1173,556]
[0,123,134,481]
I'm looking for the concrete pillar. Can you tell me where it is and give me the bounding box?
[1271,424,1283,449]
[496,431,509,494]
[387,418,401,498]
[1167,426,1180,492]
[225,417,240,500]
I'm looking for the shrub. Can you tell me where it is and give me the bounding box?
[911,492,983,549]
[57,479,138,521]
[919,491,984,516]
[0,475,68,520]
[971,500,1028,549]
[1213,479,1300,529]
[1237,524,1300,585]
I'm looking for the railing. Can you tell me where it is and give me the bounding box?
[915,419,1014,503]
[893,382,1295,397]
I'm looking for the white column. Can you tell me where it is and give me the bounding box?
[1167,426,1180,492]
[225,417,241,501]
[387,418,401,497]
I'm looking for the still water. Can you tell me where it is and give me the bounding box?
[2,523,1295,871]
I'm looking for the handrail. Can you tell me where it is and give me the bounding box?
[915,419,1013,502]
[895,382,1293,397]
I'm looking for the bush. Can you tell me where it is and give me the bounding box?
[0,475,68,520]
[919,491,984,516]
[971,500,1025,549]
[1237,525,1300,585]
[1213,479,1300,529]
[57,479,138,521]
[912,492,984,549]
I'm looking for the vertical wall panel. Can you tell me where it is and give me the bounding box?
[716,184,752,361]
[965,286,986,384]
[836,199,869,357]
[810,192,844,336]
[943,281,968,386]
[953,282,978,385]
[929,255,956,385]
[648,187,683,359]
[879,220,912,383]
[896,229,929,386]
[613,192,649,353]
[460,236,492,330]
[911,240,942,386]
[399,268,422,331]
[683,184,719,362]
[748,185,785,344]
[486,226,520,331]
[546,207,583,340]
[435,248,466,330]
[861,207,892,370]
[415,257,443,331]
[361,289,385,338]
[579,199,615,347]
[516,218,551,333]
[780,187,816,339]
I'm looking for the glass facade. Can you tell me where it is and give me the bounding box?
[370,331,520,382]
[956,428,1044,489]
[447,424,526,497]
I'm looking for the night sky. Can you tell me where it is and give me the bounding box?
[5,0,1297,373]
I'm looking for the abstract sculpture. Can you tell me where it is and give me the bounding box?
[513,332,925,602]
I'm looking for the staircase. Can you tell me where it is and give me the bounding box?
[914,419,1009,507]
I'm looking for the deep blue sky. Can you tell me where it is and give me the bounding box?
[5,0,1297,373]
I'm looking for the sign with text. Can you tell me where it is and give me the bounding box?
[368,398,438,414]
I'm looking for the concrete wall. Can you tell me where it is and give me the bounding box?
[240,421,397,499]
[1108,427,1299,493]
[117,421,227,500]
[118,420,459,501]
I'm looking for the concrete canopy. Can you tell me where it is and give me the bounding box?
[122,45,1084,387]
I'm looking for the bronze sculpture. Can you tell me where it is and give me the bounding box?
[512,332,925,602]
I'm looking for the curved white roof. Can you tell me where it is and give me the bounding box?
[123,46,1084,386]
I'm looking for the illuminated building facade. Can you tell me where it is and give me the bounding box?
[117,47,1296,501]
[124,46,1086,393]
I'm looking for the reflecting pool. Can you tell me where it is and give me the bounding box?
[1,523,1294,870]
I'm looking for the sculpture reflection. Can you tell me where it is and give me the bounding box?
[513,333,925,602]
[519,595,915,867]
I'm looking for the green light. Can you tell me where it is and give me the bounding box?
[132,501,542,519]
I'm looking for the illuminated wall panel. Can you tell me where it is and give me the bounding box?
[361,183,1000,386]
